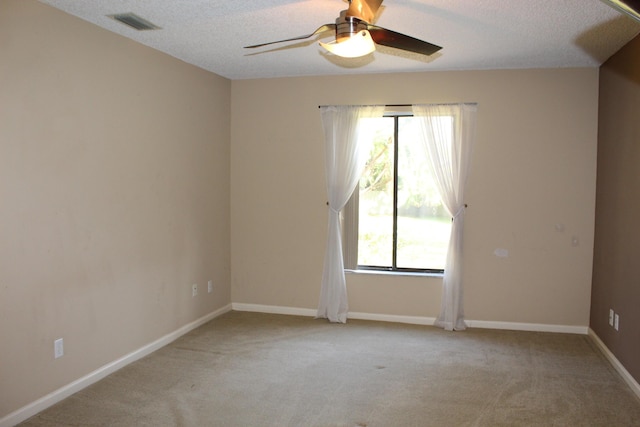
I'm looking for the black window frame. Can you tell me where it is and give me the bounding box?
[354,114,446,275]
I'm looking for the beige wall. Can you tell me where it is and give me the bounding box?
[231,69,598,326]
[0,0,231,418]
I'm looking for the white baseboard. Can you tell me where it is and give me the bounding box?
[0,304,232,427]
[232,303,437,325]
[588,328,640,400]
[231,302,317,317]
[348,311,436,325]
[466,319,589,335]
[231,303,437,325]
[231,303,587,332]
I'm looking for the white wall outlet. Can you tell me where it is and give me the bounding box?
[54,338,64,359]
[192,283,198,297]
[493,248,509,258]
[208,280,213,293]
[609,309,615,326]
[614,313,620,331]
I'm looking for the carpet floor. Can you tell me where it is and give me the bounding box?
[19,311,640,426]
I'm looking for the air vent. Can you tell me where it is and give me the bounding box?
[109,13,161,31]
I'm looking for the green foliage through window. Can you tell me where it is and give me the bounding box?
[356,115,451,272]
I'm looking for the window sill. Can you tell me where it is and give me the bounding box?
[344,269,444,279]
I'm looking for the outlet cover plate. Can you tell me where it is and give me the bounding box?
[54,338,64,359]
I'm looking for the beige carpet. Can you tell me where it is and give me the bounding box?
[20,311,640,426]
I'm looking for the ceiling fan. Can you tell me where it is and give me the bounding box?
[600,0,640,22]
[244,0,442,58]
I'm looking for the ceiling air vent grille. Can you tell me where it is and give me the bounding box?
[109,13,161,31]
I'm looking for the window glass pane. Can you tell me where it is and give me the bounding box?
[357,117,394,267]
[396,117,451,270]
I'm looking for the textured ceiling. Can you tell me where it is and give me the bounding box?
[39,0,640,80]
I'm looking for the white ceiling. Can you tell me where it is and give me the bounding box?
[39,0,640,80]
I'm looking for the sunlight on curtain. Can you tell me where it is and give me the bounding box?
[412,103,478,331]
[317,105,385,323]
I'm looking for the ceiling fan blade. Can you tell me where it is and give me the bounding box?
[244,24,336,49]
[346,0,384,23]
[367,25,442,56]
[600,0,640,22]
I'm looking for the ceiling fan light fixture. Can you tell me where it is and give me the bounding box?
[319,29,375,58]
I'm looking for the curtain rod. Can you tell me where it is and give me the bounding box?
[318,103,477,108]
[318,104,407,108]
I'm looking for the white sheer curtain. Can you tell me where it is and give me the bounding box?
[317,105,385,323]
[412,103,477,331]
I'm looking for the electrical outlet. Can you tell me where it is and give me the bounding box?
[192,283,198,297]
[609,309,614,326]
[208,280,213,293]
[54,338,64,359]
[614,313,620,331]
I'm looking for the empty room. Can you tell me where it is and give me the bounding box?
[2,0,640,425]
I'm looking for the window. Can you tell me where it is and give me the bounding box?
[344,113,451,273]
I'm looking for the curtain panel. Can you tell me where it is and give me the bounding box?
[317,105,385,323]
[413,103,478,331]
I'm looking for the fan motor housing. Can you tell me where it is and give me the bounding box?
[335,15,368,42]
